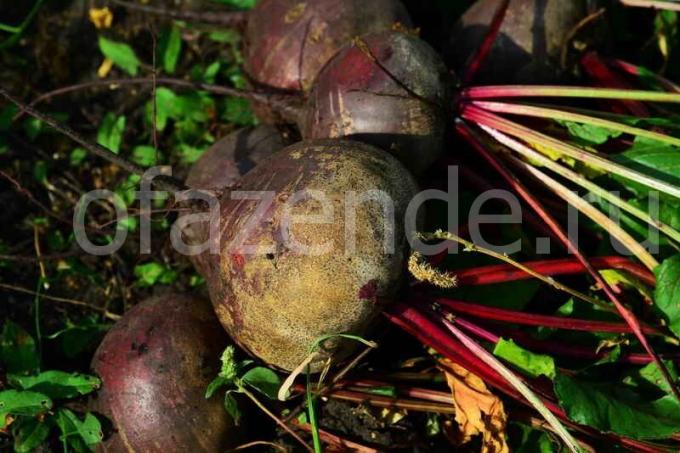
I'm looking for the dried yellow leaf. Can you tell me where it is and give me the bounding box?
[89,7,113,29]
[441,360,509,453]
[97,58,114,78]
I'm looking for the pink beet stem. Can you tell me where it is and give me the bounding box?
[455,121,680,402]
[384,305,666,452]
[451,256,655,287]
[461,0,510,85]
[433,298,662,336]
[608,58,680,92]
[581,52,650,116]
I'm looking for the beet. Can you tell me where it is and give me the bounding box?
[90,294,239,451]
[194,139,419,372]
[244,0,412,93]
[301,31,450,175]
[186,126,288,191]
[448,0,589,83]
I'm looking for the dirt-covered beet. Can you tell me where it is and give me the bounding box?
[194,139,419,372]
[186,126,288,191]
[244,0,412,93]
[447,0,589,84]
[301,31,449,175]
[90,295,238,452]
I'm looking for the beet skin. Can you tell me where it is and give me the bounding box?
[244,0,412,92]
[302,31,450,175]
[90,294,238,452]
[195,139,420,372]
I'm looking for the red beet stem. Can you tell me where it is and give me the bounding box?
[463,314,680,365]
[580,52,650,116]
[384,305,666,452]
[607,58,680,93]
[455,120,680,402]
[461,0,510,85]
[452,256,655,287]
[434,297,661,336]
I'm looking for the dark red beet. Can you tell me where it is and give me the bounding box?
[90,295,238,452]
[447,0,590,84]
[301,31,450,175]
[244,0,412,93]
[186,126,288,191]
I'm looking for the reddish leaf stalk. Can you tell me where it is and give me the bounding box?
[580,52,650,116]
[452,312,680,365]
[608,58,680,92]
[461,0,510,85]
[384,304,522,399]
[385,305,668,453]
[454,120,680,402]
[451,256,655,287]
[434,298,661,336]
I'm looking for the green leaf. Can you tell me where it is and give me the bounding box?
[98,36,140,75]
[32,161,47,184]
[208,30,241,44]
[203,61,221,84]
[612,137,680,199]
[54,408,103,449]
[159,24,182,74]
[654,255,680,339]
[115,174,141,206]
[241,367,281,400]
[70,148,88,167]
[131,145,158,167]
[21,112,68,141]
[554,373,680,439]
[625,360,679,394]
[47,317,110,359]
[0,321,40,375]
[511,422,556,453]
[23,117,42,141]
[558,120,623,145]
[133,262,178,287]
[96,113,126,154]
[221,97,256,126]
[0,391,52,428]
[210,0,256,8]
[174,92,215,123]
[493,338,556,379]
[12,417,50,453]
[9,371,101,399]
[205,376,230,399]
[150,87,176,131]
[177,143,207,164]
[0,105,17,131]
[224,392,242,425]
